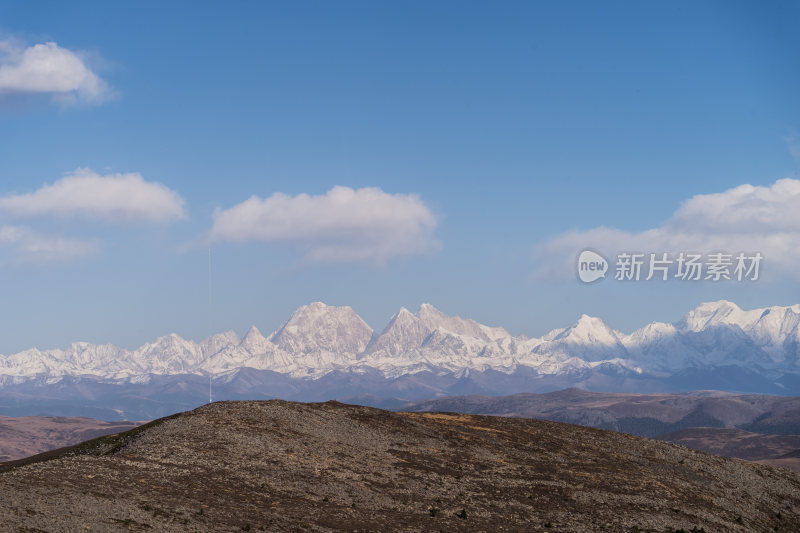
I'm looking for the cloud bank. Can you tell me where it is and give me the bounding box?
[209,186,439,264]
[0,39,112,104]
[537,178,800,279]
[0,169,187,223]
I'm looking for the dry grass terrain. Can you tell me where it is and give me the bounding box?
[0,400,798,532]
[0,415,140,462]
[659,427,800,473]
[405,390,800,473]
[403,389,800,437]
[759,449,800,473]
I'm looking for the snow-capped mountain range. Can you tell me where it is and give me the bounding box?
[1,300,798,384]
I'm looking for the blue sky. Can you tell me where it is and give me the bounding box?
[0,1,798,352]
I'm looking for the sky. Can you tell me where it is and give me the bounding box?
[0,0,798,353]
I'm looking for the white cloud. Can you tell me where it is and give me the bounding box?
[209,186,439,264]
[0,225,97,265]
[0,168,187,223]
[536,178,800,279]
[0,39,112,104]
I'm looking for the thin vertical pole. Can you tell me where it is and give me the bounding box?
[208,247,212,404]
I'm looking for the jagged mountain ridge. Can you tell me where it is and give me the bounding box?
[0,300,799,385]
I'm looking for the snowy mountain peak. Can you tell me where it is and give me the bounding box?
[679,300,744,332]
[417,302,444,317]
[634,322,677,335]
[289,301,335,317]
[366,307,429,356]
[541,328,565,341]
[244,325,264,339]
[415,304,510,342]
[380,307,416,329]
[200,330,241,357]
[206,329,240,343]
[281,301,338,323]
[237,325,274,357]
[575,314,603,327]
[146,333,192,348]
[627,321,676,341]
[133,332,203,374]
[563,315,618,340]
[677,301,800,357]
[699,300,740,311]
[270,302,372,356]
[532,313,627,362]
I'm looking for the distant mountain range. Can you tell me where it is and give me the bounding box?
[1,300,799,419]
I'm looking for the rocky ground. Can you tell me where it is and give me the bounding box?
[0,400,798,532]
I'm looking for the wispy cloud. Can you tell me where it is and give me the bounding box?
[0,39,113,105]
[0,225,97,265]
[209,186,439,265]
[0,168,187,223]
[536,178,800,279]
[786,133,800,163]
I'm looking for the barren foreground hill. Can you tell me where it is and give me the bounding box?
[0,401,798,532]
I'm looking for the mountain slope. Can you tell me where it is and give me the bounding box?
[0,400,797,532]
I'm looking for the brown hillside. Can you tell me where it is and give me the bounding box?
[0,400,797,532]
